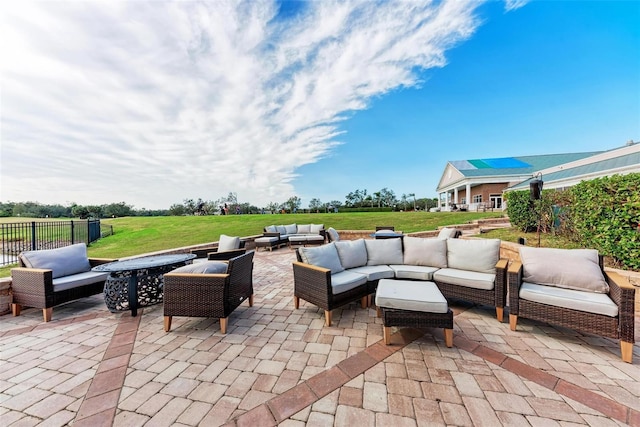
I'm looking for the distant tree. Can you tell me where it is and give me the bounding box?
[407,193,416,211]
[285,196,302,213]
[71,205,90,219]
[265,202,279,213]
[309,198,323,212]
[168,204,186,216]
[103,202,133,218]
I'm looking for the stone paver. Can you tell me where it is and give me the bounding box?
[0,248,638,426]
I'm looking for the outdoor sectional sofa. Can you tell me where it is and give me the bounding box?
[11,243,115,322]
[256,223,325,251]
[292,236,507,326]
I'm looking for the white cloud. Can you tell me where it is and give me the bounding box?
[1,0,489,209]
[504,0,529,12]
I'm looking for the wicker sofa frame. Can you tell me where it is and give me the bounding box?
[190,239,247,260]
[292,251,368,326]
[163,251,254,334]
[11,257,115,322]
[508,256,636,363]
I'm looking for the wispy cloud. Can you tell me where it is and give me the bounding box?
[504,0,529,12]
[1,0,492,209]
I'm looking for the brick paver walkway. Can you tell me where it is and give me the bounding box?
[1,249,638,426]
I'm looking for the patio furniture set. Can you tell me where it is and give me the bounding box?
[7,230,637,362]
[292,233,636,362]
[255,223,326,250]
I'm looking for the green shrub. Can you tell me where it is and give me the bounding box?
[569,174,640,270]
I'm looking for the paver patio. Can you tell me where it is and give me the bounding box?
[1,249,639,426]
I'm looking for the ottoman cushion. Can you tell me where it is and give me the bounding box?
[375,279,448,314]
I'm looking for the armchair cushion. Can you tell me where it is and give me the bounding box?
[326,227,340,242]
[403,237,447,268]
[520,282,618,317]
[19,243,91,279]
[299,243,344,274]
[335,239,368,269]
[171,261,228,274]
[365,238,403,266]
[446,238,500,274]
[519,247,609,293]
[218,235,241,252]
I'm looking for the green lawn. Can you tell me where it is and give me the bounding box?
[0,212,504,277]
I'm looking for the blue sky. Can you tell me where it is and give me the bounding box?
[1,0,638,210]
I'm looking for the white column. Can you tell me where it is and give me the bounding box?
[454,188,459,204]
[466,183,471,204]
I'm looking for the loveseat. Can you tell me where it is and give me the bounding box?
[508,246,636,363]
[11,243,116,322]
[292,236,507,326]
[256,223,325,250]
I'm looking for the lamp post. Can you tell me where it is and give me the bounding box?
[529,173,543,247]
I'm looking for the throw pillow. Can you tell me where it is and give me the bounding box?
[299,243,344,274]
[171,261,228,274]
[20,243,91,279]
[446,238,500,274]
[335,239,368,269]
[218,234,240,251]
[327,227,340,242]
[437,227,458,239]
[403,237,448,268]
[520,247,609,293]
[365,238,403,266]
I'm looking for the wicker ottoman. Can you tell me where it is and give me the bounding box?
[375,279,453,347]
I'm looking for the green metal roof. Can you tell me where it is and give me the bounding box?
[451,152,602,178]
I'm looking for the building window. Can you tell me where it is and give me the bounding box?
[473,195,482,203]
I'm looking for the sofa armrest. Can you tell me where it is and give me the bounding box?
[11,267,54,295]
[507,261,523,313]
[605,271,636,343]
[292,261,333,303]
[89,258,116,267]
[208,248,247,261]
[263,232,281,238]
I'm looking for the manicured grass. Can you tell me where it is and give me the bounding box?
[0,212,504,276]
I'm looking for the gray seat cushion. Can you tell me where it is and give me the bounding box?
[389,265,440,281]
[171,261,228,274]
[330,271,368,294]
[375,279,448,313]
[52,271,110,292]
[433,268,496,290]
[348,265,395,282]
[520,282,618,317]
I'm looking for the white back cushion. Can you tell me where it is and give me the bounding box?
[446,238,500,274]
[310,224,324,233]
[297,224,311,234]
[299,243,344,274]
[285,223,298,234]
[403,237,447,268]
[364,238,403,266]
[335,239,368,269]
[520,247,608,293]
[218,234,240,251]
[20,243,91,279]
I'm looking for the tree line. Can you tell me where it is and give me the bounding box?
[0,188,438,218]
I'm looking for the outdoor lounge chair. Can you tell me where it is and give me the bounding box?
[163,251,254,333]
[508,247,636,363]
[190,235,247,261]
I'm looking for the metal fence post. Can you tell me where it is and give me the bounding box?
[31,221,37,251]
[71,220,75,245]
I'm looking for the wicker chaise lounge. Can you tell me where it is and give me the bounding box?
[508,247,636,363]
[163,251,254,333]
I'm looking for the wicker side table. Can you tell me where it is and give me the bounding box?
[375,279,453,347]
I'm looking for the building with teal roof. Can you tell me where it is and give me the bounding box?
[435,142,639,211]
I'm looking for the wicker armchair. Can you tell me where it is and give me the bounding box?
[508,255,636,363]
[190,238,247,260]
[163,251,254,333]
[11,243,115,322]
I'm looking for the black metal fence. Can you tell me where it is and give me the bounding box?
[1,220,103,267]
